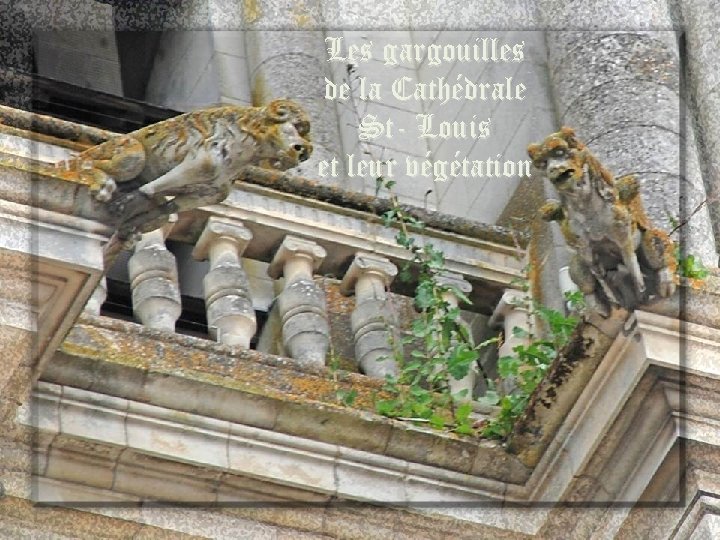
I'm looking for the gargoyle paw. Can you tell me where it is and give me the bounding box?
[657,269,676,297]
[94,178,117,202]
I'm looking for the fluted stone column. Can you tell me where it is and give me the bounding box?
[682,1,720,258]
[127,221,181,331]
[84,277,107,315]
[340,252,398,378]
[538,3,717,265]
[192,217,255,348]
[436,272,476,400]
[268,236,329,366]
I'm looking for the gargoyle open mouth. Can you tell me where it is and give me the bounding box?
[552,169,575,186]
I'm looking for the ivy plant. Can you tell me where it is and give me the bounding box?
[478,290,583,440]
[373,176,498,435]
[675,245,710,281]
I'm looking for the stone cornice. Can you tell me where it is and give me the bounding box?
[33,310,720,528]
[45,314,529,483]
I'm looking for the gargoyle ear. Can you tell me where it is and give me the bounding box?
[559,126,583,149]
[527,143,542,159]
[266,100,292,123]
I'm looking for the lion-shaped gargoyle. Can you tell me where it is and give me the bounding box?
[528,127,676,315]
[60,99,312,256]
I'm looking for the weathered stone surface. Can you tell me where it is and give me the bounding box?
[193,217,256,347]
[270,236,329,366]
[341,252,399,377]
[507,319,620,466]
[128,227,181,331]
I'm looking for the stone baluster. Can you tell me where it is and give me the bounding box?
[127,219,181,331]
[84,277,107,315]
[340,252,398,378]
[489,289,531,359]
[268,236,329,367]
[436,272,475,401]
[489,289,531,395]
[192,217,255,348]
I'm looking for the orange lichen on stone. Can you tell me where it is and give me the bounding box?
[243,0,261,23]
[323,281,355,315]
[0,123,91,152]
[62,315,388,414]
[0,154,93,186]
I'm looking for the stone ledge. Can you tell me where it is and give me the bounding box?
[508,307,720,479]
[44,314,529,486]
[42,308,720,507]
[28,381,516,507]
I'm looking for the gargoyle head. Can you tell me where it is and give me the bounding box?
[527,127,587,194]
[240,99,313,171]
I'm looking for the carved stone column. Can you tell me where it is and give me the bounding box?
[268,236,328,366]
[127,221,181,331]
[682,0,720,256]
[340,252,398,378]
[192,217,255,348]
[436,272,475,400]
[242,1,343,181]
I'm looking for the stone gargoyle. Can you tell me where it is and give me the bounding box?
[528,127,676,315]
[59,99,312,261]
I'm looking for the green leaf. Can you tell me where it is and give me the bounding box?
[677,251,710,280]
[415,281,435,310]
[412,401,433,419]
[429,414,446,429]
[376,399,399,417]
[497,355,520,378]
[374,176,384,196]
[454,422,475,436]
[477,389,500,406]
[454,402,473,423]
[564,290,585,310]
[448,286,472,306]
[447,344,478,380]
[399,267,412,282]
[512,326,530,338]
[336,388,358,406]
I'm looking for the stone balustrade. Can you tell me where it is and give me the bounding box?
[118,221,525,405]
[488,289,532,395]
[340,252,398,377]
[489,289,531,359]
[0,102,527,399]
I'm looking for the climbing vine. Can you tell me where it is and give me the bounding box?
[373,176,498,435]
[478,290,583,439]
[372,177,583,439]
[341,64,581,439]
